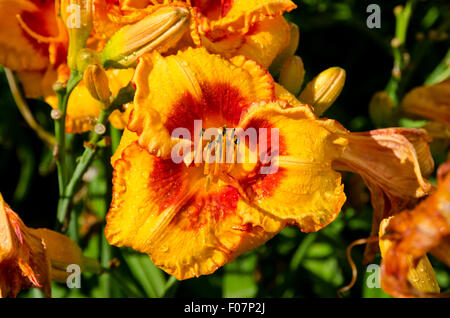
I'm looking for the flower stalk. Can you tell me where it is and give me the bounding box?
[55,83,135,231]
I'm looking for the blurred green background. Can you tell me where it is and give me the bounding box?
[0,0,449,298]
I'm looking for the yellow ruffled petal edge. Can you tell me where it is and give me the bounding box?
[106,141,284,279]
[129,47,274,157]
[238,100,349,232]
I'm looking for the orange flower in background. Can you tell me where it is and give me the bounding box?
[379,162,450,297]
[94,0,296,67]
[0,0,67,72]
[105,48,349,279]
[0,193,98,297]
[401,79,450,131]
[0,0,68,101]
[1,0,296,134]
[191,0,297,67]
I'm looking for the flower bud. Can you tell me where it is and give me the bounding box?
[61,0,94,70]
[278,55,305,96]
[83,64,111,105]
[101,6,189,68]
[269,22,300,76]
[369,91,396,127]
[298,67,346,116]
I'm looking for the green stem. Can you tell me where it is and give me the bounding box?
[54,73,82,196]
[386,0,416,105]
[425,49,450,85]
[55,105,123,231]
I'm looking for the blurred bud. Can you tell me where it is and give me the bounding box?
[415,32,425,41]
[76,48,102,74]
[298,67,346,116]
[390,37,401,48]
[62,0,94,70]
[393,5,403,16]
[83,64,111,105]
[379,217,440,294]
[101,6,189,68]
[29,228,85,282]
[269,22,300,76]
[369,91,396,127]
[401,80,450,127]
[278,56,305,96]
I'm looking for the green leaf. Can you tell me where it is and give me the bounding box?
[223,254,257,298]
[122,250,166,298]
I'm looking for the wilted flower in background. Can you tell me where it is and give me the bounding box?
[0,193,99,297]
[379,162,450,297]
[334,128,434,263]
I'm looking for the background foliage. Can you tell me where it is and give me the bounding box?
[0,0,449,298]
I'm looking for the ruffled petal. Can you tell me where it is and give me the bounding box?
[202,16,290,68]
[129,47,274,157]
[237,100,349,232]
[197,0,296,38]
[106,141,283,279]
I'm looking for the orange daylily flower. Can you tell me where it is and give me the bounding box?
[94,0,296,67]
[188,0,297,68]
[334,128,434,264]
[105,48,349,279]
[379,162,450,297]
[0,193,98,297]
[0,0,67,72]
[0,0,68,102]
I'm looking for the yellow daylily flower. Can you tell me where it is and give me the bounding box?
[0,193,96,297]
[379,162,450,297]
[105,48,349,280]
